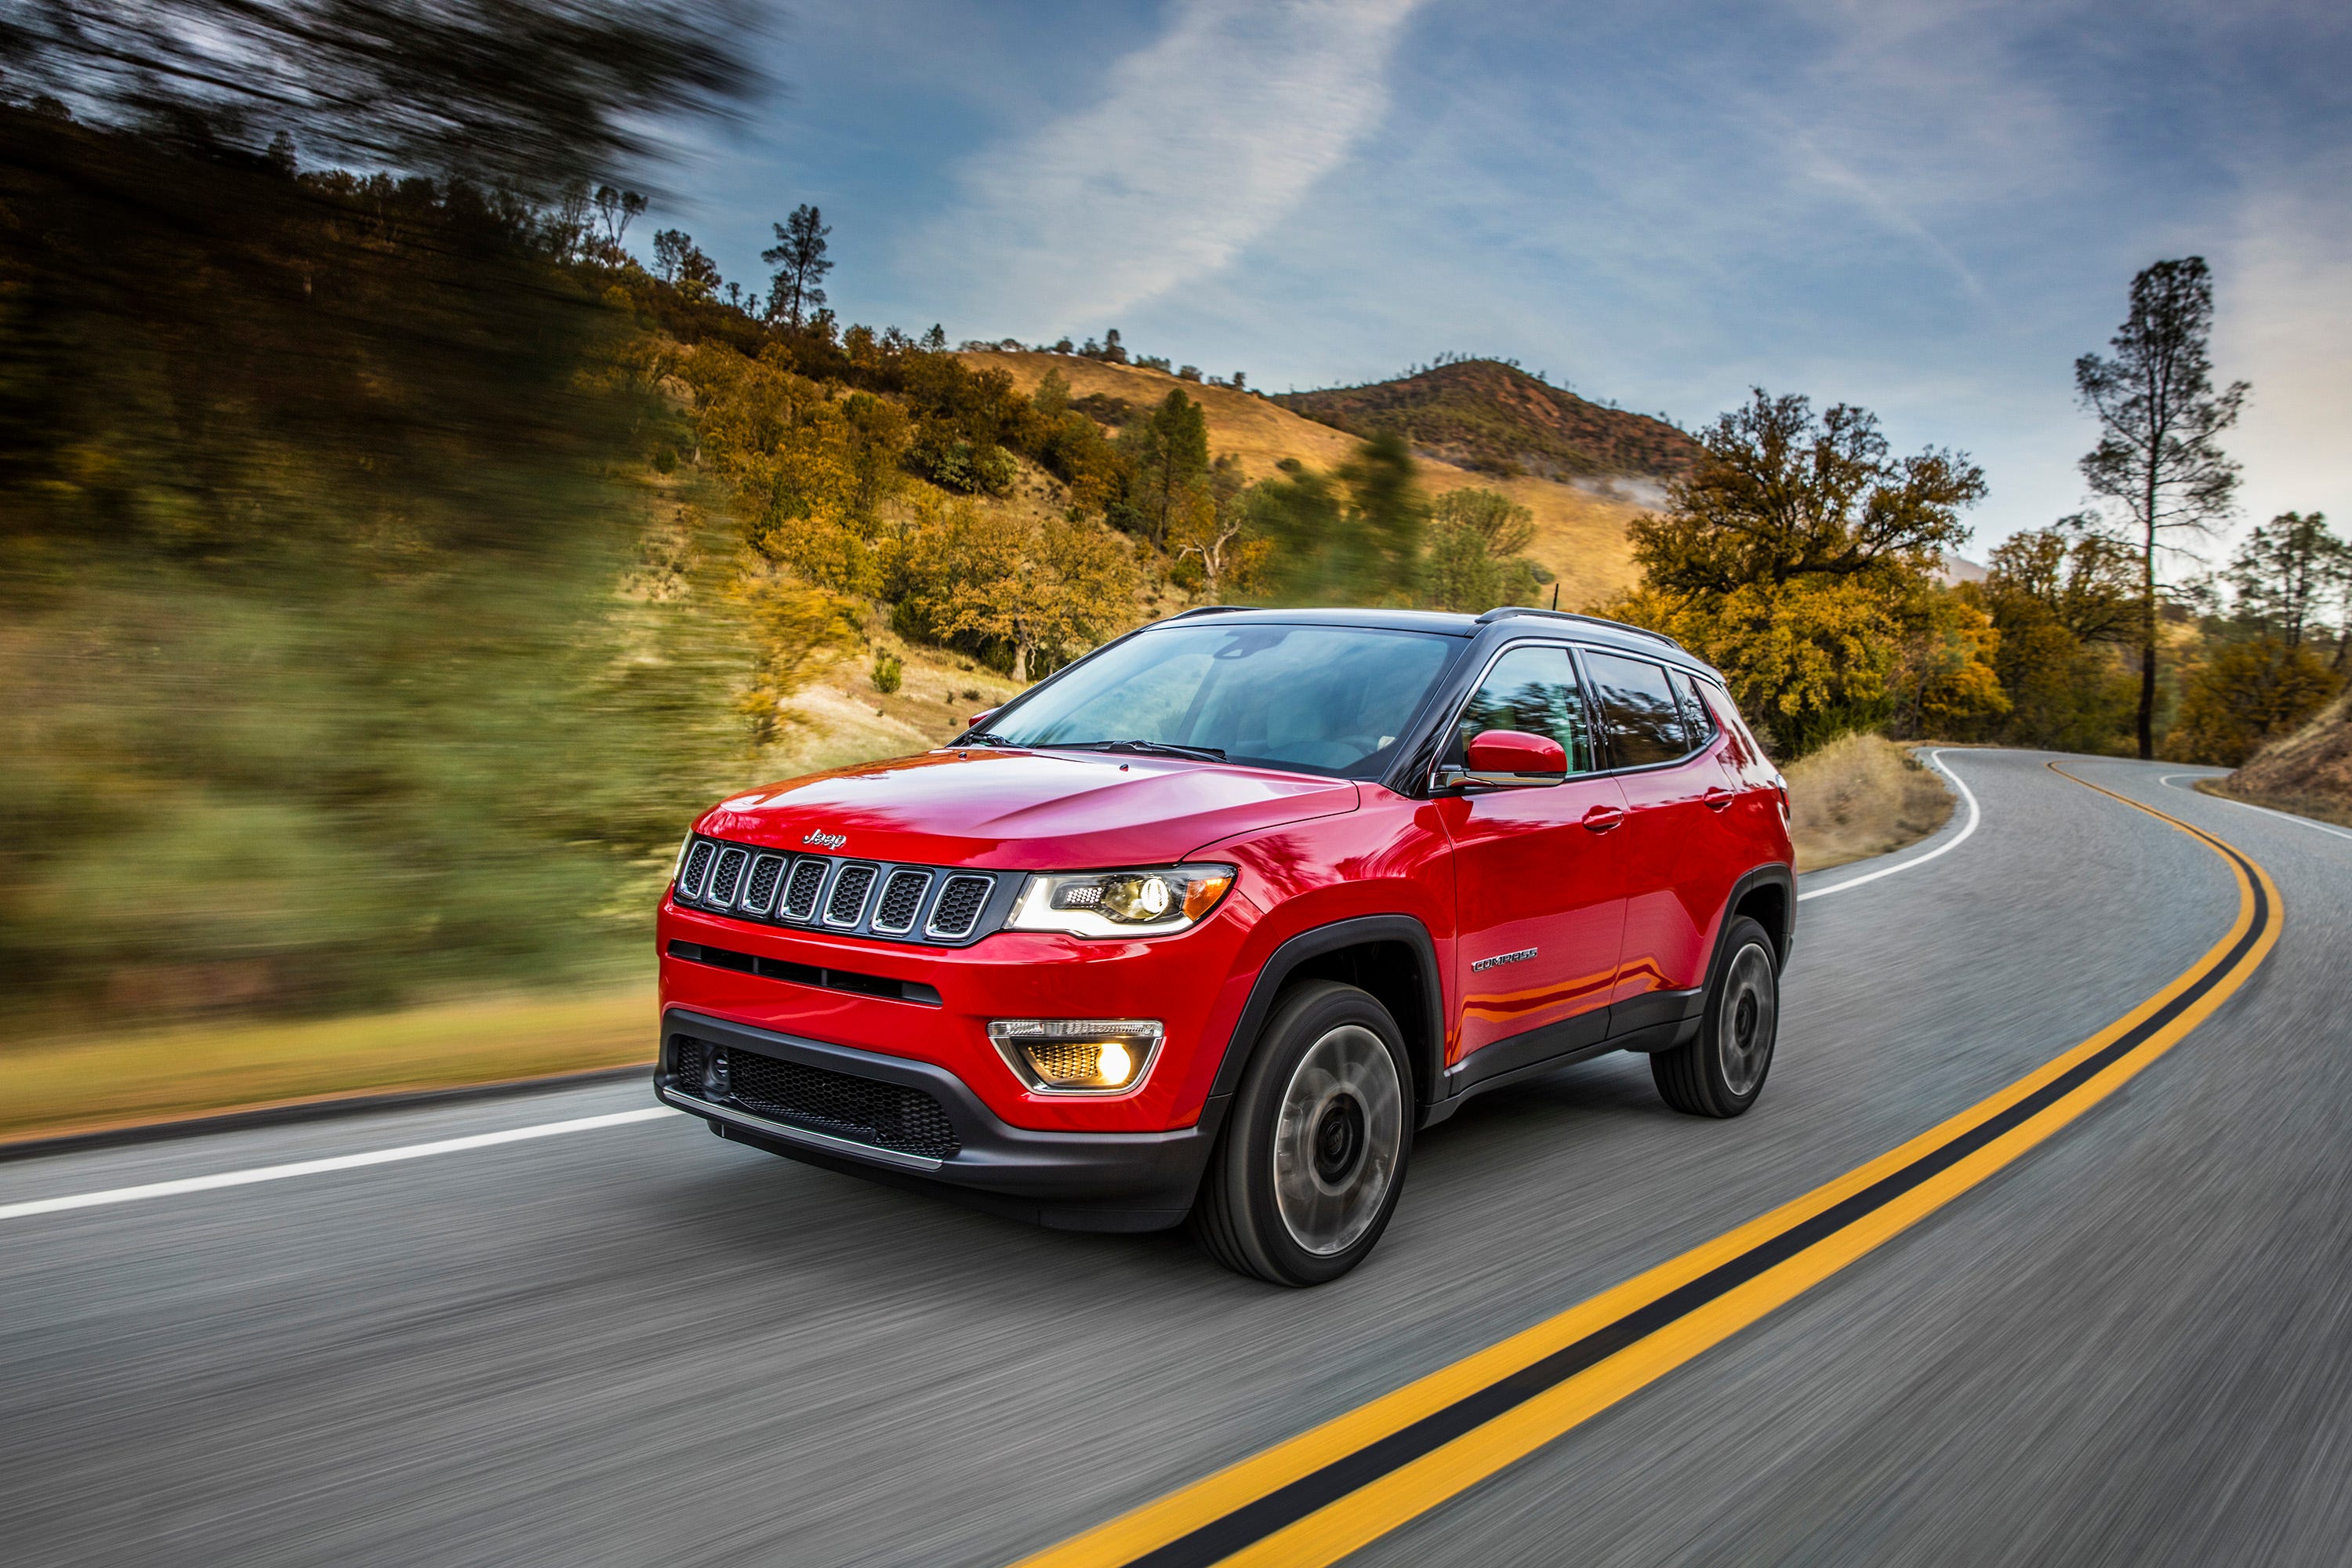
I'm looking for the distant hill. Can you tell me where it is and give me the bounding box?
[1273,360,1704,484]
[963,351,1655,607]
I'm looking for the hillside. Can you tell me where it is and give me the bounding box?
[1273,359,1704,484]
[963,351,1651,607]
[2216,693,2352,827]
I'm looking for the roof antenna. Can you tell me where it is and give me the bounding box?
[1550,583,1559,611]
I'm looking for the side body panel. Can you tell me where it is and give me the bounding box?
[1432,779,1629,1066]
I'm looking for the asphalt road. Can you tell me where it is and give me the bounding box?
[5,751,2347,1567]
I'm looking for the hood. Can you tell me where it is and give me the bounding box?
[695,749,1359,869]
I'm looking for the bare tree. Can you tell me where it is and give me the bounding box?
[2076,257,2249,757]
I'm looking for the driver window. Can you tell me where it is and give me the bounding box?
[1450,644,1593,774]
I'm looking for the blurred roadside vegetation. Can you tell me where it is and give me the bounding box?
[0,2,1538,1051]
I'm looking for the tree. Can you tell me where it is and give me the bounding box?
[761,203,833,328]
[1423,488,1542,612]
[2,1,757,199]
[1120,389,1210,546]
[1964,519,2140,751]
[895,504,1136,681]
[1172,455,1269,600]
[594,185,648,246]
[1247,436,1428,607]
[2227,511,2348,649]
[1606,390,1991,755]
[2076,257,2250,757]
[921,324,948,352]
[651,229,720,299]
[1983,516,2140,647]
[2166,638,2342,766]
[1632,390,1982,594]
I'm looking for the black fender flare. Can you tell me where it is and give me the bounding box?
[1206,914,1446,1113]
[1711,863,1796,984]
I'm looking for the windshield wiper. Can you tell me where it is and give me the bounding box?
[963,731,1022,747]
[1056,739,1227,762]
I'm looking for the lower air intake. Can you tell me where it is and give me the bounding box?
[674,1036,959,1160]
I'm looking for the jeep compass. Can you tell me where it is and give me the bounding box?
[655,606,1793,1284]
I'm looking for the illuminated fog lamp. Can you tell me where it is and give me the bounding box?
[989,1018,1165,1094]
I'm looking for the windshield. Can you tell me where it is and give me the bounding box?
[981,624,1459,778]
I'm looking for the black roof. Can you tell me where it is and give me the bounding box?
[1157,604,1710,674]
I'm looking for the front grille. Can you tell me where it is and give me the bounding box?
[673,1035,959,1160]
[672,836,1005,946]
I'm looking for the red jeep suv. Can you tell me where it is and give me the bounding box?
[656,607,1792,1283]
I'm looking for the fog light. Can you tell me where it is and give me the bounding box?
[989,1018,1164,1094]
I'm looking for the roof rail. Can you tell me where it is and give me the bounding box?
[1473,605,1683,650]
[1169,604,1251,619]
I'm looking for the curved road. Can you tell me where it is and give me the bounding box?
[4,752,2347,1566]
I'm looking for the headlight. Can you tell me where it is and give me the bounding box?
[989,1019,1164,1093]
[1004,864,1236,938]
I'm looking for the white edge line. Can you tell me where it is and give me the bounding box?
[0,1106,682,1223]
[2160,772,2352,843]
[1797,749,1981,902]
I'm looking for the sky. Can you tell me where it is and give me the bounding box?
[644,0,2352,557]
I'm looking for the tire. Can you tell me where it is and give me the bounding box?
[1652,915,1779,1118]
[1190,981,1414,1286]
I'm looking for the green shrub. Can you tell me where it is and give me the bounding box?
[871,652,904,694]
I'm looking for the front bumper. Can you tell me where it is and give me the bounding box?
[657,1007,1223,1232]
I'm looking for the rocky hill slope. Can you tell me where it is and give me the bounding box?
[1273,359,1703,484]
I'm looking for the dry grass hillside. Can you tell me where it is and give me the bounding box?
[1784,734,1955,872]
[964,351,1652,608]
[2210,694,2352,828]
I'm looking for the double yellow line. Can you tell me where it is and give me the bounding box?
[1017,764,2282,1568]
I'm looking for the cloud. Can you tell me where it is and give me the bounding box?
[910,0,1425,332]
[2217,153,2352,539]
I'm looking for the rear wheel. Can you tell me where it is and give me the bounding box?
[1191,981,1412,1286]
[1652,915,1778,1117]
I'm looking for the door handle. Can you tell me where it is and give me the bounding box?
[1704,786,1736,812]
[1581,804,1624,833]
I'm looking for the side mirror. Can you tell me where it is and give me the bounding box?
[967,707,998,730]
[1443,728,1567,790]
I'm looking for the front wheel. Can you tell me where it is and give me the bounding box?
[1191,981,1413,1286]
[1652,915,1779,1117]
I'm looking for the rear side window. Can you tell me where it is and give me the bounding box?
[1668,669,1719,748]
[1450,644,1595,774]
[1585,652,1687,768]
